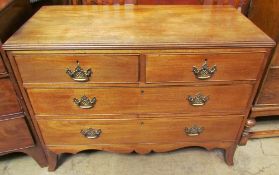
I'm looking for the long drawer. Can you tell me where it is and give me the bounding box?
[146,53,265,83]
[0,79,21,116]
[14,54,139,84]
[28,84,253,116]
[37,115,243,145]
[0,115,34,153]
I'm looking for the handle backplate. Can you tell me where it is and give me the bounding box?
[66,61,92,82]
[188,93,208,106]
[73,96,97,109]
[192,59,216,80]
[81,128,102,139]
[185,125,204,136]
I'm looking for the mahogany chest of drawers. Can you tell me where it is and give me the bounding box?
[0,0,47,167]
[0,50,31,152]
[239,0,279,141]
[3,5,274,171]
[0,45,47,166]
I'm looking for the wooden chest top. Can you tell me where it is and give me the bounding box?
[3,5,274,50]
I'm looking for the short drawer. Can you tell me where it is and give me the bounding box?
[0,79,21,116]
[14,54,139,84]
[27,88,140,115]
[28,84,253,116]
[0,115,34,153]
[146,53,265,83]
[140,84,253,114]
[257,68,279,105]
[37,115,243,145]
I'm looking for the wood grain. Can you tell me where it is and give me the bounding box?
[241,0,279,142]
[271,45,279,67]
[146,52,265,83]
[248,0,279,42]
[3,6,274,50]
[37,115,243,145]
[0,79,21,117]
[72,0,247,7]
[0,55,6,74]
[0,41,7,77]
[71,0,136,4]
[48,141,233,154]
[249,130,279,139]
[28,84,252,116]
[139,84,252,114]
[137,0,201,5]
[0,115,34,153]
[28,88,140,115]
[15,54,139,84]
[46,141,236,169]
[0,0,14,11]
[0,36,47,167]
[251,106,279,118]
[257,68,279,105]
[0,0,31,42]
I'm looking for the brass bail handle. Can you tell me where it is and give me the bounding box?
[73,96,97,109]
[192,59,217,80]
[66,60,92,82]
[185,125,204,137]
[81,128,102,139]
[188,93,209,106]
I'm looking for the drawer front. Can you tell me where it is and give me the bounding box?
[28,88,140,115]
[0,116,34,152]
[257,68,279,105]
[0,79,21,116]
[146,53,265,83]
[15,54,139,84]
[140,84,253,114]
[38,115,243,145]
[28,84,252,116]
[0,57,6,74]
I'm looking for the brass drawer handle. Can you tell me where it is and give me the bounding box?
[188,93,208,106]
[192,59,216,80]
[81,128,102,139]
[73,96,97,109]
[66,61,92,82]
[185,125,204,136]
